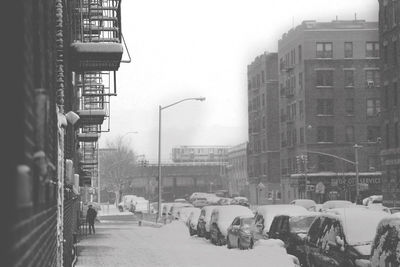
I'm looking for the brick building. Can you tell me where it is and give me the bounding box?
[4,1,128,266]
[278,20,382,204]
[226,142,249,197]
[247,52,281,205]
[379,0,400,207]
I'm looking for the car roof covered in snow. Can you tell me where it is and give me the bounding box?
[322,200,353,210]
[255,205,308,232]
[291,199,317,209]
[322,208,388,245]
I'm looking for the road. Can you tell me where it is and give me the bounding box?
[75,209,295,267]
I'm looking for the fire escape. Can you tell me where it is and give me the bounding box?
[70,0,128,191]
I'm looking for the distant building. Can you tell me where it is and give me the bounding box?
[378,0,400,207]
[226,143,249,197]
[278,20,381,204]
[171,145,229,162]
[247,52,281,205]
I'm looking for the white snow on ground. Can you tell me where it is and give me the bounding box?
[76,217,295,267]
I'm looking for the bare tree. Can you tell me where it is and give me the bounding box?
[100,136,137,204]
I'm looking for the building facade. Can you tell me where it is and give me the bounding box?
[278,20,382,204]
[5,1,127,266]
[247,52,281,205]
[171,145,229,162]
[379,0,400,207]
[226,143,249,197]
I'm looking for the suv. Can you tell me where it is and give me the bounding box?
[268,213,317,266]
[370,215,400,267]
[305,208,387,267]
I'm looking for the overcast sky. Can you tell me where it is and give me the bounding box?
[99,0,379,162]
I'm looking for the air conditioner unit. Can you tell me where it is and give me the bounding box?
[367,80,374,88]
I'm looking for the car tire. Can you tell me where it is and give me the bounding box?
[227,236,232,249]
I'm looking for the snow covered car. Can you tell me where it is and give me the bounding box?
[371,214,400,267]
[177,207,199,223]
[321,200,354,212]
[169,203,194,220]
[290,199,317,211]
[209,205,253,246]
[305,208,388,267]
[232,196,250,207]
[186,208,202,236]
[268,212,317,266]
[217,197,235,205]
[197,205,219,239]
[226,215,255,249]
[362,195,383,206]
[192,197,209,208]
[252,205,308,241]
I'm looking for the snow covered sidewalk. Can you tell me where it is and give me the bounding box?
[75,218,295,267]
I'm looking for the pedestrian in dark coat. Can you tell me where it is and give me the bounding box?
[86,205,97,234]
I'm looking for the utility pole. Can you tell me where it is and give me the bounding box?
[354,144,362,204]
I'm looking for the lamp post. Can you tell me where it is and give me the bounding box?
[157,97,206,222]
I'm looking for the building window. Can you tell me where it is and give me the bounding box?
[293,128,297,145]
[299,100,304,119]
[393,82,398,107]
[318,155,335,171]
[261,71,265,83]
[298,45,302,62]
[316,70,333,86]
[344,70,354,87]
[386,123,390,149]
[366,42,379,57]
[344,42,353,58]
[299,72,303,90]
[300,127,305,144]
[317,126,334,142]
[383,43,389,64]
[367,126,381,142]
[316,99,334,115]
[365,70,380,87]
[395,122,399,148]
[345,126,355,142]
[394,40,398,66]
[248,80,251,90]
[345,98,354,115]
[262,93,265,107]
[366,99,381,117]
[316,42,333,58]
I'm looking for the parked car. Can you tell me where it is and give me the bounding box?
[169,203,194,220]
[321,200,354,212]
[232,196,250,207]
[252,205,308,241]
[189,192,216,202]
[226,215,255,249]
[177,207,200,222]
[174,198,188,203]
[371,214,400,267]
[209,205,254,246]
[217,197,234,206]
[197,205,219,239]
[192,197,209,208]
[186,208,202,236]
[305,208,388,267]
[362,195,382,206]
[268,212,318,266]
[290,199,317,211]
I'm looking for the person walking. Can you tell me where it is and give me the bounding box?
[86,204,98,234]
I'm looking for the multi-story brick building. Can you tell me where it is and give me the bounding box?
[171,145,229,163]
[226,143,249,197]
[247,52,281,205]
[279,20,382,204]
[379,0,400,207]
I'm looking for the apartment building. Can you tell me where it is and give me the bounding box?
[247,52,281,205]
[379,0,400,207]
[278,20,381,204]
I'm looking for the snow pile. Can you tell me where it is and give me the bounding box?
[159,221,296,267]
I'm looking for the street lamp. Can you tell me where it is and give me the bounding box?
[157,97,206,222]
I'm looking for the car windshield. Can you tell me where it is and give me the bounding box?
[241,217,255,227]
[289,216,316,233]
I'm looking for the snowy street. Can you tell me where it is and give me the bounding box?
[75,208,296,267]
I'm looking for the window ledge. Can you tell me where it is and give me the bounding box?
[316,86,333,88]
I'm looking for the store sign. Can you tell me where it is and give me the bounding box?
[331,177,381,186]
